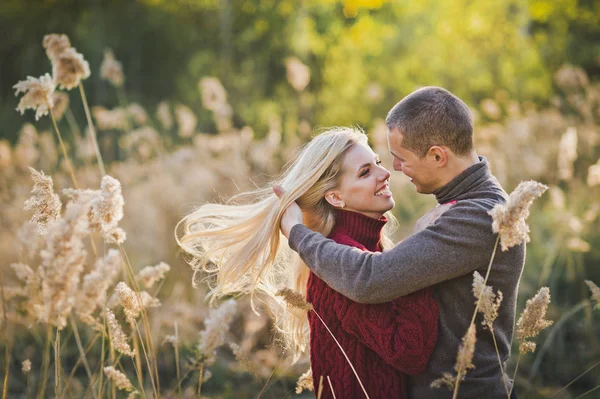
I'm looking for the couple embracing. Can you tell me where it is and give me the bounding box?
[177,87,524,398]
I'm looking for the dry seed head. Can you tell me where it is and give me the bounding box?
[103,366,135,391]
[557,127,578,181]
[588,162,600,187]
[295,367,314,394]
[472,271,503,330]
[35,200,90,329]
[199,77,228,112]
[174,104,197,138]
[76,249,121,327]
[197,298,237,365]
[488,180,548,251]
[24,167,62,234]
[51,92,69,121]
[136,262,171,288]
[430,372,455,390]
[454,324,476,376]
[275,288,313,311]
[43,34,71,61]
[92,106,128,131]
[90,175,126,244]
[585,280,600,308]
[105,309,135,357]
[516,287,553,354]
[13,74,56,120]
[22,359,31,374]
[114,282,141,324]
[156,101,173,130]
[52,47,91,90]
[285,57,310,92]
[127,103,148,125]
[100,49,124,87]
[567,237,591,252]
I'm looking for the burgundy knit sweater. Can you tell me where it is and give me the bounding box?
[307,209,439,398]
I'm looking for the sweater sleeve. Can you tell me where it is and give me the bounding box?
[289,200,500,304]
[331,236,439,374]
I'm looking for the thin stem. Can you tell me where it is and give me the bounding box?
[316,376,324,399]
[133,321,157,397]
[36,325,52,399]
[256,350,285,399]
[490,328,510,398]
[327,376,337,399]
[550,360,600,398]
[508,352,522,398]
[197,363,204,398]
[63,332,101,395]
[54,329,60,398]
[174,322,182,397]
[312,310,370,399]
[574,385,600,399]
[118,244,160,394]
[453,235,500,399]
[78,83,106,176]
[69,315,96,399]
[65,106,82,139]
[0,272,11,399]
[26,375,32,399]
[48,107,79,189]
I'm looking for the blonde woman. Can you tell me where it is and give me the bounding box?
[176,127,439,398]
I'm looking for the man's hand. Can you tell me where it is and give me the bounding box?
[413,201,456,234]
[273,185,303,238]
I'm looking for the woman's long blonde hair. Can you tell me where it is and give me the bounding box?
[175,126,397,359]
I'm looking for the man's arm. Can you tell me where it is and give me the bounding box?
[288,201,498,303]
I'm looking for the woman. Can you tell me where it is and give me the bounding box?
[176,127,438,398]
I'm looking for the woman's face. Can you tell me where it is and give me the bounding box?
[327,142,394,219]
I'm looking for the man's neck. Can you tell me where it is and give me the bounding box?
[436,151,480,189]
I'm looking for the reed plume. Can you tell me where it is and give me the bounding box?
[24,167,62,234]
[13,74,56,120]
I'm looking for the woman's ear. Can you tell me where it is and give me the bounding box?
[325,191,345,208]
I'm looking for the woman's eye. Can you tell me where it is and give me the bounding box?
[360,169,369,177]
[375,160,382,166]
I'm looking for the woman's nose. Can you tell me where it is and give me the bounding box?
[379,167,391,181]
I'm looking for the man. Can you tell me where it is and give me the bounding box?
[276,87,524,398]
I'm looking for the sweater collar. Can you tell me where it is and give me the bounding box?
[329,209,387,251]
[433,156,491,204]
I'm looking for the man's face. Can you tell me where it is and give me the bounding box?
[387,128,442,194]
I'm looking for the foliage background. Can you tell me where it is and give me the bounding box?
[1,0,599,397]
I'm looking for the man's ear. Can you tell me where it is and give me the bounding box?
[428,146,448,166]
[325,191,345,208]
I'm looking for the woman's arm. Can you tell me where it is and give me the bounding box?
[328,236,439,374]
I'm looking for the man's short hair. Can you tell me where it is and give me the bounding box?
[385,86,474,158]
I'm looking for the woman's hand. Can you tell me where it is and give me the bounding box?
[273,185,303,238]
[413,201,455,234]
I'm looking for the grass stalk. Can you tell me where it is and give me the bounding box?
[68,315,96,399]
[316,376,324,399]
[36,325,52,399]
[508,352,522,398]
[133,321,156,397]
[256,349,285,398]
[312,310,370,399]
[118,244,161,394]
[452,235,500,399]
[550,360,600,398]
[48,107,79,189]
[574,385,600,399]
[0,272,11,399]
[78,83,106,176]
[174,322,182,397]
[327,376,337,399]
[490,328,510,398]
[63,332,101,396]
[197,362,204,398]
[54,328,60,398]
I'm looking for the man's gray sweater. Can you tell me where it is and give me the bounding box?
[288,157,525,398]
